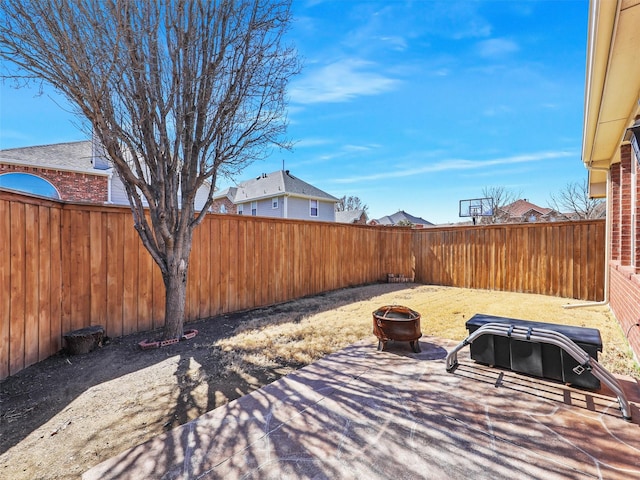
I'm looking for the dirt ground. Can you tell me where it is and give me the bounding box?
[1,283,638,480]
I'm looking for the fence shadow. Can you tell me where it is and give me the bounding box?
[0,282,413,460]
[85,338,640,480]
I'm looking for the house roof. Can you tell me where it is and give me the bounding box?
[0,140,108,175]
[215,170,338,203]
[501,199,553,218]
[582,0,640,197]
[373,210,433,226]
[335,209,367,224]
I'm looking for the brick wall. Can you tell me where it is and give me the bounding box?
[211,197,236,214]
[610,161,621,261]
[609,264,640,361]
[619,144,633,265]
[354,213,368,225]
[608,142,640,362]
[0,164,108,203]
[636,150,640,268]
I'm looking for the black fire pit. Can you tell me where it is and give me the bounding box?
[373,305,422,353]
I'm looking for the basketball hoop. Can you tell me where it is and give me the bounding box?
[459,197,493,225]
[469,206,481,225]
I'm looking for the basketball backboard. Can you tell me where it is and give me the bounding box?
[459,197,493,224]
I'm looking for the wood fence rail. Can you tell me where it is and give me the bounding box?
[0,190,605,379]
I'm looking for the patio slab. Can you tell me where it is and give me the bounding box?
[83,336,640,480]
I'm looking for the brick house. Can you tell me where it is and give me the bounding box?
[335,209,368,225]
[0,141,110,202]
[0,140,210,208]
[498,199,566,223]
[369,210,433,228]
[582,0,640,359]
[212,169,338,222]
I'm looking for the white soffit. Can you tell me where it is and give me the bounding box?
[584,0,640,167]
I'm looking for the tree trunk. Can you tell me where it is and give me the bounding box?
[162,258,188,340]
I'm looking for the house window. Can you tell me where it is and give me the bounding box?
[251,201,257,216]
[272,198,278,209]
[237,205,243,215]
[310,199,318,217]
[0,172,60,199]
[219,204,227,214]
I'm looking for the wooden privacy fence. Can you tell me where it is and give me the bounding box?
[0,190,605,379]
[413,221,605,300]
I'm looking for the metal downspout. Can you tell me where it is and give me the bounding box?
[568,0,622,308]
[563,166,611,309]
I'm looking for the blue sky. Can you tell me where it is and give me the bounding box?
[0,0,589,224]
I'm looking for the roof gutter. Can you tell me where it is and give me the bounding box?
[568,0,616,309]
[582,0,621,170]
[0,158,111,177]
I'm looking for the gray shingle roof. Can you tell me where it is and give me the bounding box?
[335,209,366,224]
[374,210,433,226]
[0,140,104,174]
[219,170,338,203]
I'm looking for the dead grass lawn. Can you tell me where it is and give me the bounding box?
[2,283,638,480]
[216,283,639,379]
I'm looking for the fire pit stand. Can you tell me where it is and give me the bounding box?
[372,305,422,353]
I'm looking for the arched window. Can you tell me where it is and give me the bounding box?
[0,172,60,199]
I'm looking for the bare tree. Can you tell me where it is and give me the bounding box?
[395,219,414,227]
[0,0,299,339]
[548,180,605,220]
[480,186,520,224]
[335,195,369,214]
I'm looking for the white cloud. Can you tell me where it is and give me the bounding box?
[483,105,513,116]
[294,142,381,166]
[476,38,519,58]
[293,137,333,148]
[331,150,575,184]
[0,129,31,144]
[289,58,399,104]
[343,143,380,152]
[376,35,408,51]
[427,1,493,40]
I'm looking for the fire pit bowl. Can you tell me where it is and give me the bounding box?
[373,305,422,353]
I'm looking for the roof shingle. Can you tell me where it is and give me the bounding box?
[217,170,338,202]
[0,141,101,174]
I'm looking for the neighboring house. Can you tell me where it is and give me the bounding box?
[588,201,607,219]
[0,140,210,209]
[582,0,640,358]
[335,209,368,225]
[369,210,433,228]
[0,141,110,202]
[497,199,566,223]
[212,170,338,222]
[561,201,607,221]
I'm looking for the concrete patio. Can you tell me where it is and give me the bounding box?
[84,336,640,480]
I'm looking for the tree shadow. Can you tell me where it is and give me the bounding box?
[83,338,640,480]
[0,283,416,465]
